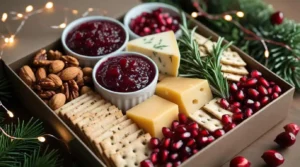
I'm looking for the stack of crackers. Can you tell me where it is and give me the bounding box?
[55,91,152,167]
[194,33,249,82]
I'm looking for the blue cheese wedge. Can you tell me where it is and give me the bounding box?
[126,31,181,76]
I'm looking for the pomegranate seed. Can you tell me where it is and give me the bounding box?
[191,129,199,138]
[232,112,244,123]
[180,132,191,140]
[212,129,225,138]
[284,123,299,135]
[196,136,208,147]
[245,99,255,106]
[250,70,262,78]
[248,88,259,99]
[175,125,187,134]
[159,149,169,163]
[187,122,199,131]
[274,132,296,147]
[273,85,282,93]
[260,96,270,106]
[221,114,232,125]
[231,102,241,108]
[192,148,199,155]
[270,81,276,86]
[236,82,242,89]
[224,123,236,132]
[244,108,253,118]
[171,140,183,151]
[272,92,279,99]
[199,129,210,136]
[160,138,171,149]
[230,156,251,167]
[258,85,268,96]
[169,152,179,161]
[149,138,160,149]
[171,120,180,130]
[160,26,166,31]
[162,127,173,138]
[220,98,230,109]
[178,113,188,124]
[181,146,192,156]
[186,138,196,147]
[166,17,173,25]
[230,83,239,93]
[143,27,151,34]
[236,90,245,101]
[231,107,242,114]
[153,148,160,153]
[253,101,261,111]
[154,29,161,33]
[140,159,154,167]
[261,150,284,167]
[173,161,182,167]
[150,152,158,164]
[267,87,273,94]
[245,78,258,87]
[258,77,270,87]
[165,162,173,167]
[207,135,215,143]
[240,76,247,82]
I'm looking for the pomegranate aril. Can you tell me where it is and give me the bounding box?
[253,101,261,111]
[250,70,262,78]
[224,123,236,132]
[240,76,247,82]
[191,129,199,138]
[260,96,270,106]
[245,78,258,87]
[273,85,282,93]
[199,129,210,136]
[245,99,255,106]
[169,152,179,161]
[140,159,154,167]
[258,85,268,96]
[171,120,180,130]
[192,148,199,155]
[267,87,273,94]
[236,90,245,101]
[173,161,182,167]
[143,27,151,34]
[159,149,169,163]
[231,102,241,108]
[162,127,173,138]
[230,83,239,93]
[154,29,161,33]
[229,95,235,103]
[160,138,171,149]
[186,138,196,147]
[149,138,160,149]
[150,152,158,164]
[272,92,279,99]
[166,17,173,25]
[284,123,299,135]
[221,114,232,125]
[248,88,259,99]
[207,135,215,143]
[175,125,187,134]
[231,107,242,114]
[171,140,183,151]
[220,98,230,109]
[258,77,270,87]
[274,132,296,147]
[232,112,244,123]
[178,113,188,124]
[244,108,253,118]
[187,122,199,131]
[212,129,225,138]
[181,146,192,156]
[196,136,208,147]
[165,162,173,167]
[270,81,276,86]
[230,156,251,167]
[153,148,160,153]
[261,150,284,167]
[180,132,191,140]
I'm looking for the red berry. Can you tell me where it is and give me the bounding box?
[149,138,160,149]
[212,129,225,138]
[196,136,208,147]
[261,150,284,166]
[260,96,270,106]
[245,99,255,106]
[207,135,215,143]
[271,11,284,25]
[274,132,296,147]
[258,85,268,96]
[199,129,210,136]
[248,88,259,99]
[166,17,173,25]
[150,152,158,164]
[179,132,191,140]
[175,125,187,134]
[253,101,261,111]
[221,114,232,125]
[231,102,241,108]
[190,129,199,138]
[232,112,244,123]
[273,85,282,94]
[250,70,262,78]
[171,140,184,151]
[171,120,180,130]
[272,92,279,99]
[240,76,247,82]
[178,113,188,124]
[160,138,171,149]
[267,87,273,94]
[186,138,196,147]
[231,107,242,114]
[230,83,239,93]
[143,27,151,34]
[224,123,236,132]
[244,108,253,118]
[169,152,179,161]
[162,127,173,138]
[245,78,258,87]
[230,156,251,167]
[187,122,199,131]
[140,159,154,167]
[236,90,245,101]
[159,149,169,163]
[259,77,270,87]
[284,123,299,135]
[220,98,230,109]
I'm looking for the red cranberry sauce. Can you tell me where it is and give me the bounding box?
[96,55,156,92]
[66,20,126,56]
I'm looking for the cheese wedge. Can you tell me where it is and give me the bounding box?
[126,31,180,76]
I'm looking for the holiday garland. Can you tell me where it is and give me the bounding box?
[147,0,300,90]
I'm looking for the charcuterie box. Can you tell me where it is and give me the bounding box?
[1,11,295,167]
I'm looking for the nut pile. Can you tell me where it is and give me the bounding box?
[19,49,93,110]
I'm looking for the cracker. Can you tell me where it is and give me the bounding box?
[194,33,210,45]
[223,72,243,82]
[221,64,249,75]
[111,133,151,167]
[203,98,232,120]
[221,51,247,67]
[189,109,223,132]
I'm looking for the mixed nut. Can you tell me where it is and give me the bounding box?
[19,49,93,110]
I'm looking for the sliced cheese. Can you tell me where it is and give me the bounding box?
[126,31,180,76]
[155,77,213,116]
[126,95,179,138]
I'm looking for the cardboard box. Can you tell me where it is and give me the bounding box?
[2,15,295,167]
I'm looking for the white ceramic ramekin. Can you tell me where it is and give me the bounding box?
[61,16,129,67]
[124,2,182,39]
[92,52,159,112]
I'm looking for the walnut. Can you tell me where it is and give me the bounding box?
[61,55,79,67]
[33,49,52,66]
[38,90,56,99]
[63,80,79,101]
[48,50,62,60]
[39,78,56,90]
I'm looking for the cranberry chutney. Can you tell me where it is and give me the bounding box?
[66,20,126,56]
[96,54,156,92]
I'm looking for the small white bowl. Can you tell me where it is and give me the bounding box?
[61,16,129,67]
[124,2,182,39]
[92,51,159,111]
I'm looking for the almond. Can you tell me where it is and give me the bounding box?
[49,93,66,110]
[19,65,36,87]
[80,86,92,95]
[59,67,79,81]
[36,67,46,81]
[48,74,63,88]
[49,60,65,74]
[82,67,93,76]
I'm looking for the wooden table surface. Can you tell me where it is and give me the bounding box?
[1,0,299,166]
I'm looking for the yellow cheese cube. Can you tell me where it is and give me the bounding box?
[126,95,179,138]
[155,77,213,116]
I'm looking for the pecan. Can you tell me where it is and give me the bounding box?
[39,78,56,90]
[19,65,36,87]
[83,76,93,85]
[33,49,52,66]
[76,70,84,87]
[63,80,79,101]
[38,90,56,99]
[61,55,79,67]
[48,50,62,60]
[82,67,92,77]
[35,67,47,81]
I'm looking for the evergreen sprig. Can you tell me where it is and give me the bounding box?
[178,12,231,98]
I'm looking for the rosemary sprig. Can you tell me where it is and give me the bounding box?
[178,12,232,99]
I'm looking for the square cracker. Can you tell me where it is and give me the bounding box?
[203,98,232,120]
[111,133,151,167]
[223,72,243,82]
[221,51,247,67]
[221,64,249,75]
[189,109,223,132]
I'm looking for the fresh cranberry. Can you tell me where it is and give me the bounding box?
[212,129,225,138]
[178,113,188,124]
[220,98,230,109]
[150,152,158,164]
[261,150,284,166]
[140,159,154,167]
[258,77,270,87]
[284,123,299,135]
[149,138,160,149]
[162,127,174,138]
[221,114,232,125]
[171,120,180,130]
[224,123,236,132]
[230,156,251,167]
[271,11,284,25]
[232,112,244,123]
[258,85,268,96]
[230,83,239,93]
[274,132,296,147]
[250,70,262,78]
